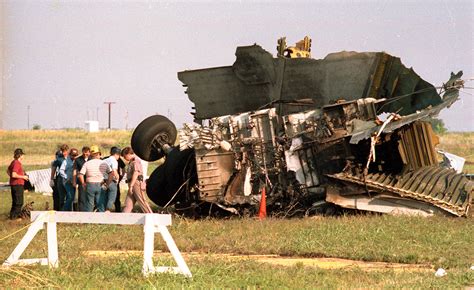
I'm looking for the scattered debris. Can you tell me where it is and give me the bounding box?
[132,37,473,217]
[24,168,53,194]
[438,150,466,173]
[19,202,34,219]
[434,268,447,277]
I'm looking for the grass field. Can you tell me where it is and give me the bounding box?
[0,191,472,287]
[0,129,473,287]
[0,129,133,182]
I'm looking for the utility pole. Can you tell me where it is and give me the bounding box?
[104,101,116,131]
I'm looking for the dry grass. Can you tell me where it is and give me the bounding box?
[0,129,133,181]
[0,190,472,287]
[0,130,473,286]
[438,132,474,162]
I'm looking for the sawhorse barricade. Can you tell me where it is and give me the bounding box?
[2,211,192,277]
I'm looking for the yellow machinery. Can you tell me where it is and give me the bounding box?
[277,36,312,58]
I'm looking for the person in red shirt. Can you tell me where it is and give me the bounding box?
[7,148,29,220]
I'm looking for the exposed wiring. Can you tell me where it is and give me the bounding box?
[163,177,191,209]
[459,90,473,96]
[376,87,436,113]
[377,79,468,114]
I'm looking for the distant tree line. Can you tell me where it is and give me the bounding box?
[427,117,447,134]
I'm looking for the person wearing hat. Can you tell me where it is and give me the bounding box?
[103,146,121,212]
[78,145,110,212]
[59,148,79,211]
[7,148,29,220]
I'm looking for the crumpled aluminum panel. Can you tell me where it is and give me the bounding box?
[178,45,441,120]
[327,166,473,216]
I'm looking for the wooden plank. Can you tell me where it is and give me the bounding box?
[2,215,45,266]
[158,225,192,277]
[47,221,59,268]
[142,215,155,275]
[31,211,171,226]
[4,211,191,278]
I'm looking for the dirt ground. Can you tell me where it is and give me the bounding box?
[83,250,432,272]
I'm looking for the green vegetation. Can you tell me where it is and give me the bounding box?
[0,191,472,287]
[438,132,474,173]
[0,129,133,181]
[0,129,472,287]
[428,117,448,134]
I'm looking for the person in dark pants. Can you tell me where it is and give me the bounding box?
[7,148,29,220]
[49,150,61,210]
[50,144,69,211]
[72,146,90,211]
[114,154,126,212]
[59,148,79,211]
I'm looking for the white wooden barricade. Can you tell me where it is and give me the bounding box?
[2,211,192,278]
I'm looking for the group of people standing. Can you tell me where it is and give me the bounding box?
[7,145,152,220]
[50,144,121,212]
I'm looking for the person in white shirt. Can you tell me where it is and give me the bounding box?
[103,147,121,212]
[79,145,110,212]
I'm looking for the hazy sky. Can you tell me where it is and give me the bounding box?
[2,0,473,131]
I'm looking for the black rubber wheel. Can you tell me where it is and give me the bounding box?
[146,148,198,207]
[146,164,169,206]
[163,148,197,192]
[131,115,177,161]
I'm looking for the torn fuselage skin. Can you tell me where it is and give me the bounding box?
[138,39,472,217]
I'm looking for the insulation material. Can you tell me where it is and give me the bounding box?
[26,168,53,194]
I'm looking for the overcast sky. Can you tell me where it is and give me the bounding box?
[2,0,473,131]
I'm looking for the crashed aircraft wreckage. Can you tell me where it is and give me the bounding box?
[132,37,472,217]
